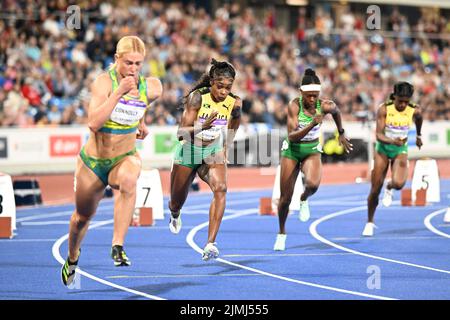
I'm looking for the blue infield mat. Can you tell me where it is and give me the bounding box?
[1,180,449,300]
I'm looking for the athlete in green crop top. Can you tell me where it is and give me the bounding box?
[273,68,353,251]
[61,36,163,287]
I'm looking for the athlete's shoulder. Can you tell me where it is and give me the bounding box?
[196,87,211,95]
[90,72,112,94]
[319,99,336,108]
[228,92,239,99]
[289,97,300,106]
[145,77,163,98]
[408,101,418,108]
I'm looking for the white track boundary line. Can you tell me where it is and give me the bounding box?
[310,206,450,275]
[186,209,396,300]
[52,219,165,300]
[424,209,450,239]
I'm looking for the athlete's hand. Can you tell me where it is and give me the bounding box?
[117,76,136,96]
[338,134,353,154]
[201,111,218,130]
[393,137,407,146]
[136,123,149,140]
[312,114,323,126]
[416,136,423,150]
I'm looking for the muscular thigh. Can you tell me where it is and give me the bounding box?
[74,156,107,217]
[300,153,322,185]
[279,157,300,200]
[108,154,142,190]
[371,151,389,188]
[391,153,408,186]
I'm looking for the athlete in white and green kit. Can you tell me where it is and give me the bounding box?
[274,68,353,251]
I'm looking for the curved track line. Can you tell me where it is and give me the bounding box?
[186,209,396,300]
[424,208,450,239]
[309,206,450,275]
[52,219,165,300]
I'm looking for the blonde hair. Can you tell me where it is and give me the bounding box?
[109,36,146,70]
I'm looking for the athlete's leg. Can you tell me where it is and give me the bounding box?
[68,157,106,262]
[108,154,142,247]
[367,151,389,223]
[299,153,322,201]
[169,164,197,215]
[204,162,227,244]
[277,157,300,234]
[388,153,408,191]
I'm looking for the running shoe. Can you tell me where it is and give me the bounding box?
[382,184,393,207]
[169,211,182,234]
[299,200,310,222]
[111,245,131,267]
[273,234,287,251]
[61,250,80,287]
[202,242,219,261]
[362,222,377,237]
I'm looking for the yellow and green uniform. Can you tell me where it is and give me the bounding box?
[80,68,148,185]
[376,100,416,159]
[173,87,236,169]
[281,97,322,162]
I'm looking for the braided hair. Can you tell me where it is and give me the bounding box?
[182,58,236,105]
[389,82,414,100]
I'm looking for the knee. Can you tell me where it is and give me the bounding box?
[279,196,291,210]
[390,181,405,190]
[211,182,227,194]
[72,211,92,225]
[305,180,319,194]
[119,174,138,195]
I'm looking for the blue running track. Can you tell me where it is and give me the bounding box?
[1,181,449,300]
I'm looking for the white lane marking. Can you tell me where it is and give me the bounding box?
[331,236,440,241]
[0,239,57,242]
[186,209,396,300]
[52,219,165,300]
[223,253,353,258]
[21,221,70,226]
[310,206,450,275]
[106,273,263,279]
[424,209,450,239]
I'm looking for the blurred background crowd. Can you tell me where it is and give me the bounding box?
[0,0,449,128]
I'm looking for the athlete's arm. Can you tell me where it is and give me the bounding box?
[87,73,135,132]
[226,97,241,148]
[136,77,163,140]
[322,100,353,153]
[413,105,423,149]
[177,91,217,141]
[287,98,318,143]
[146,77,163,105]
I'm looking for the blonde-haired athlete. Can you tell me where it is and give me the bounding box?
[61,36,162,286]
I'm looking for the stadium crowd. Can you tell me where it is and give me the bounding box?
[0,0,449,128]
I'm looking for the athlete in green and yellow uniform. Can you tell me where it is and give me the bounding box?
[274,68,353,251]
[363,82,423,236]
[61,36,163,287]
[169,59,241,261]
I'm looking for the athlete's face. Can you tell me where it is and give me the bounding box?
[210,76,234,102]
[301,91,320,108]
[116,52,144,82]
[394,95,410,112]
